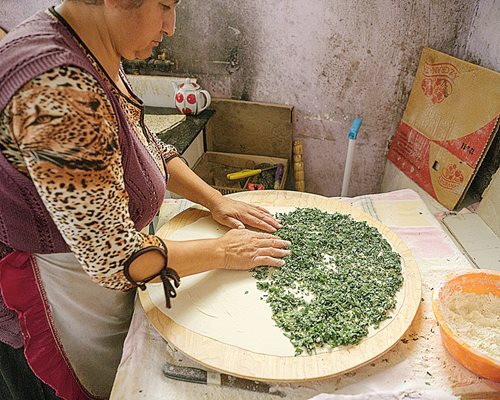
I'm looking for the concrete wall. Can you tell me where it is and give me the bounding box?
[0,0,57,31]
[463,0,500,235]
[3,1,496,199]
[165,0,478,197]
[462,0,500,71]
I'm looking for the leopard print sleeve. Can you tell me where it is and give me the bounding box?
[150,131,180,163]
[1,65,166,291]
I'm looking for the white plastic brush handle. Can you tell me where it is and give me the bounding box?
[341,139,356,197]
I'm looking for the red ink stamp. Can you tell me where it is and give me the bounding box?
[421,62,459,104]
[438,163,465,190]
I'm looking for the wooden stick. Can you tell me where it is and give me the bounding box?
[293,140,305,192]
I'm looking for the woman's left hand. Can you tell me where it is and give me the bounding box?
[208,196,282,233]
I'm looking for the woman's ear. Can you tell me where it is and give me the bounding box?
[102,0,121,10]
[104,0,144,10]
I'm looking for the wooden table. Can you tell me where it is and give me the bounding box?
[110,189,500,399]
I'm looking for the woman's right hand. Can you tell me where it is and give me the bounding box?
[217,229,291,271]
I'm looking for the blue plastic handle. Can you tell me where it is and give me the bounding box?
[348,116,362,140]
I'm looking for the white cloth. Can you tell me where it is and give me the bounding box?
[310,390,457,399]
[110,190,498,399]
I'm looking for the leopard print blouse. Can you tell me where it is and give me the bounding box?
[0,17,178,291]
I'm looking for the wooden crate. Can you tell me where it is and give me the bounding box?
[206,99,293,162]
[201,99,293,193]
[193,151,288,195]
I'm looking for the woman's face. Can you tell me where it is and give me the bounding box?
[108,0,178,60]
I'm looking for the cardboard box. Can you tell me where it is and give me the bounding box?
[387,48,500,210]
[193,151,288,195]
[195,99,293,194]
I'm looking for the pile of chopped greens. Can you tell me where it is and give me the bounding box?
[253,208,403,355]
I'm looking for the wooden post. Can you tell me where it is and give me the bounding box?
[293,140,305,192]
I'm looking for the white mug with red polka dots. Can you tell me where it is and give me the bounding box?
[173,78,211,115]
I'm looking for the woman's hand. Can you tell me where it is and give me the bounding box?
[208,196,282,233]
[165,158,281,233]
[217,229,291,270]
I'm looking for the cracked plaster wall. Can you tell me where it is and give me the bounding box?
[461,0,500,232]
[0,0,56,31]
[3,1,498,197]
[167,0,481,196]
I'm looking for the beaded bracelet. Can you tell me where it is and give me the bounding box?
[123,239,180,309]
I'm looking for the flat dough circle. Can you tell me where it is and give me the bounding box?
[147,206,405,357]
[140,191,421,381]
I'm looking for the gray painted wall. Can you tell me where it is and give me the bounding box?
[463,0,500,71]
[0,0,56,31]
[2,1,498,197]
[466,1,500,230]
[166,0,481,196]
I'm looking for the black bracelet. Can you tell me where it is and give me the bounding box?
[156,237,181,309]
[123,241,181,309]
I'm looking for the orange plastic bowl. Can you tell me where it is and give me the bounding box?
[432,269,500,382]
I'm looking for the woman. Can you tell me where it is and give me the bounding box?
[0,1,291,399]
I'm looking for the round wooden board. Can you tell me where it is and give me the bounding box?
[140,190,421,382]
[0,27,7,41]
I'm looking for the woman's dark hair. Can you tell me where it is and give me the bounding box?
[69,0,144,8]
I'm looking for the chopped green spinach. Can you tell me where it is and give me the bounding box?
[252,208,403,355]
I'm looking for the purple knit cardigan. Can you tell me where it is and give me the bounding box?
[0,10,167,347]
